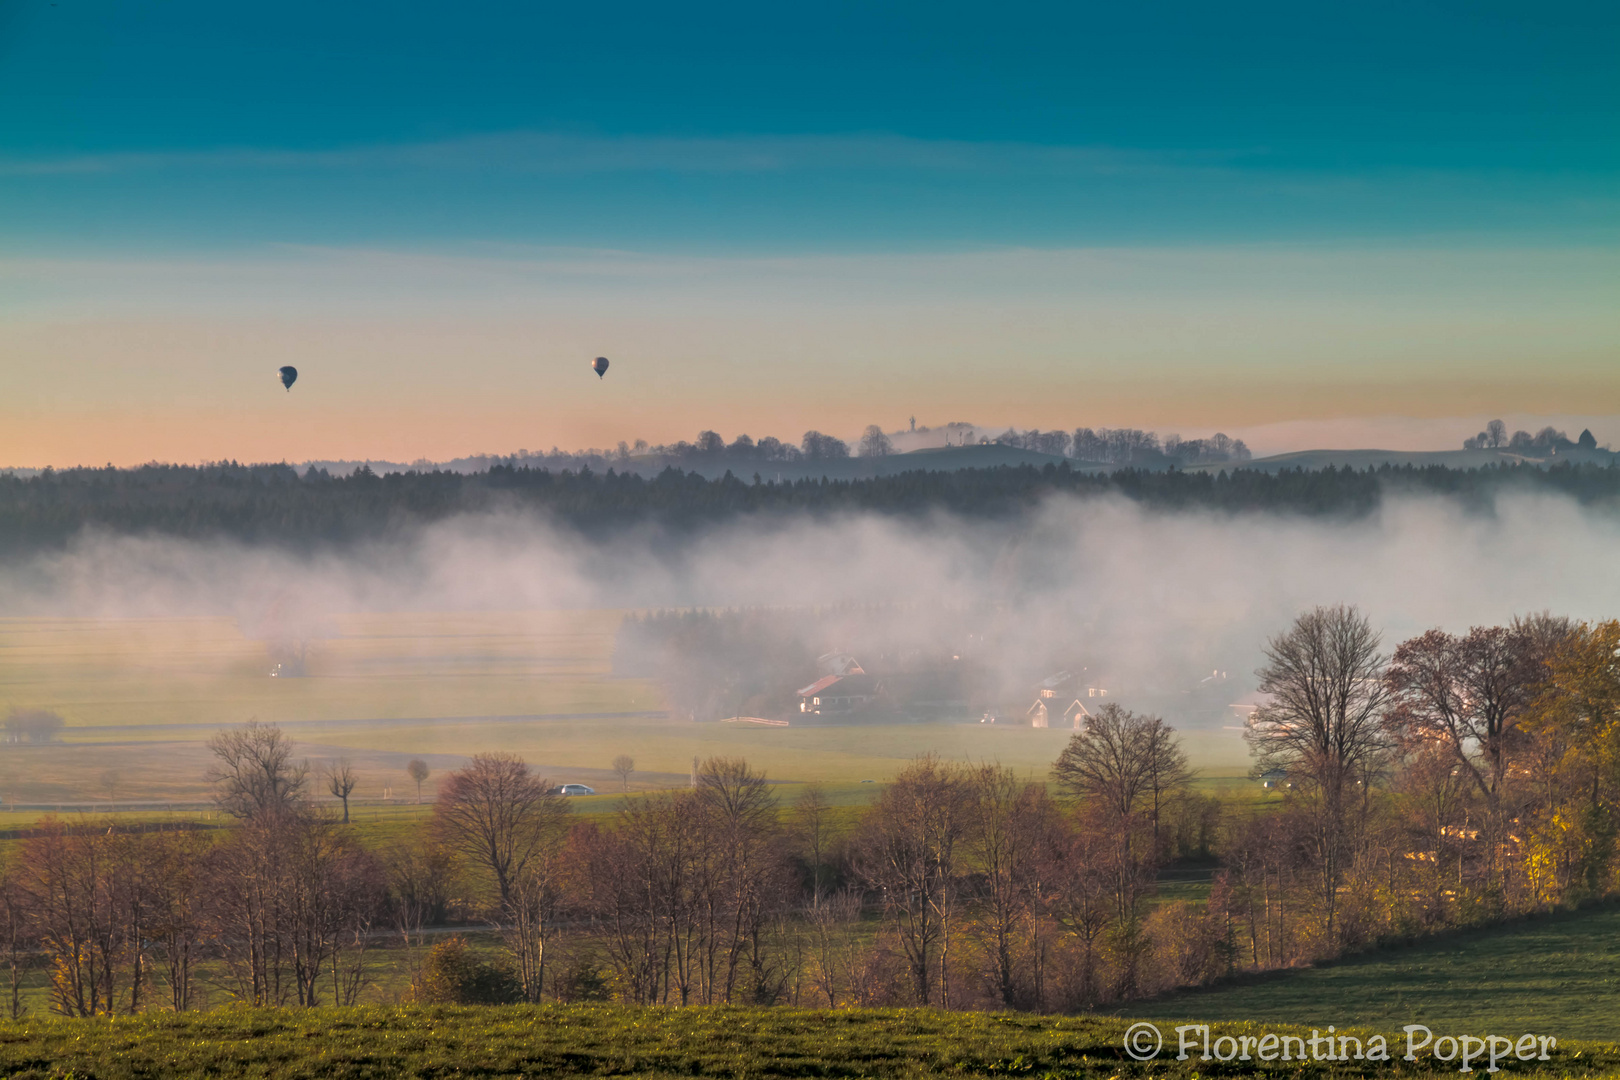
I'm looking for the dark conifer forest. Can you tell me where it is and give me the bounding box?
[0,460,1616,556]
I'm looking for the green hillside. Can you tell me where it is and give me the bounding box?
[1128,902,1620,1041]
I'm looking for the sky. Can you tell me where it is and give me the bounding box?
[2,0,1616,465]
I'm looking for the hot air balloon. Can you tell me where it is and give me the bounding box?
[278,366,298,392]
[591,356,609,379]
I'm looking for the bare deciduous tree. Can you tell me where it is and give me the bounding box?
[433,753,568,909]
[1249,604,1392,786]
[695,757,784,1005]
[856,755,968,1006]
[0,871,29,1019]
[578,790,695,1005]
[858,424,893,457]
[805,885,863,1007]
[145,831,207,1013]
[611,754,635,791]
[791,784,835,907]
[206,808,385,1008]
[382,840,456,946]
[1247,604,1390,942]
[1053,704,1188,819]
[406,759,430,804]
[790,784,841,1004]
[205,721,307,820]
[1386,623,1552,886]
[1053,704,1189,915]
[965,764,1059,1009]
[1510,611,1576,665]
[324,759,358,824]
[282,816,386,1006]
[206,811,294,1006]
[1142,720,1192,855]
[20,820,130,1016]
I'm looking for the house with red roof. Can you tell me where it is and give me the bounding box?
[797,672,882,717]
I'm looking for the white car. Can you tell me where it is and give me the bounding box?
[554,783,595,796]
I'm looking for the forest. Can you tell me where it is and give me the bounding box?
[2,459,1618,555]
[2,605,1617,1019]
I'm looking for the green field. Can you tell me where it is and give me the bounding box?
[0,612,1250,806]
[0,611,651,729]
[0,1004,1613,1080]
[1130,902,1620,1042]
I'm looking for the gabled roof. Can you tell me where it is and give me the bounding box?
[796,672,880,698]
[816,652,865,676]
[797,674,845,697]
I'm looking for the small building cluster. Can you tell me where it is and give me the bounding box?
[783,653,1115,728]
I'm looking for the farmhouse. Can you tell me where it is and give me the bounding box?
[1022,670,1098,729]
[797,672,882,716]
[782,651,983,724]
[1027,696,1093,729]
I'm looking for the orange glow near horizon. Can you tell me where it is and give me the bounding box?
[8,372,1620,468]
[5,246,1617,466]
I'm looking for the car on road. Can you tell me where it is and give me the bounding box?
[553,783,595,796]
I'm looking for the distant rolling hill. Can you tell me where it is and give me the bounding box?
[671,443,1618,481]
[1217,446,1617,473]
[270,443,1614,482]
[621,442,1077,481]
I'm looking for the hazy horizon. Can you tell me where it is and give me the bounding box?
[3,410,1617,473]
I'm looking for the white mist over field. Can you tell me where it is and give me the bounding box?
[5,489,1616,728]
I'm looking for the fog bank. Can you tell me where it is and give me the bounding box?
[3,489,1615,727]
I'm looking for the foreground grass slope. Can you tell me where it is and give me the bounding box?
[1131,902,1620,1041]
[1,1005,1616,1080]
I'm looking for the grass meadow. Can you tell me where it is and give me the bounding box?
[1128,901,1620,1042]
[0,611,1249,808]
[0,1004,1615,1080]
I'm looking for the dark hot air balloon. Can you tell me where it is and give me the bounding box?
[592,356,609,379]
[278,366,298,392]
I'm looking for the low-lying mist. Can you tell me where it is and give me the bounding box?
[4,487,1616,730]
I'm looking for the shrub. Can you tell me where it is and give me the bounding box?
[410,936,522,1005]
[555,959,612,1002]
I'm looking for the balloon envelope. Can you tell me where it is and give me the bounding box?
[278,366,298,391]
[592,356,609,378]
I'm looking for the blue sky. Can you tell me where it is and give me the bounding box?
[1,0,1616,463]
[4,0,1615,250]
